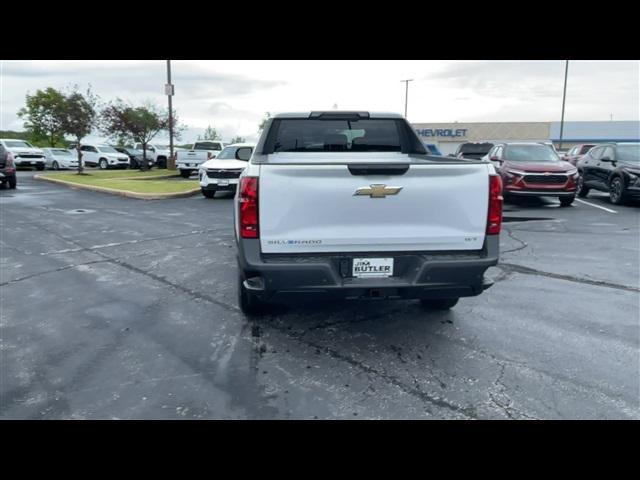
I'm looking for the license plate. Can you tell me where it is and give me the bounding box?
[352,258,394,278]
[218,180,229,186]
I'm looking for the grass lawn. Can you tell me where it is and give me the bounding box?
[44,169,178,180]
[40,170,198,194]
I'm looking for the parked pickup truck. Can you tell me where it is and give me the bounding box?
[133,143,171,168]
[234,111,503,315]
[176,141,226,178]
[0,139,46,171]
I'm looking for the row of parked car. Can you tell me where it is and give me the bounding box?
[451,141,640,206]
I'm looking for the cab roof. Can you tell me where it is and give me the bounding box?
[272,111,403,119]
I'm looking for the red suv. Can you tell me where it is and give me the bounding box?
[485,142,578,207]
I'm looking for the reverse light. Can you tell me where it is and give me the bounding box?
[239,177,259,238]
[487,174,503,235]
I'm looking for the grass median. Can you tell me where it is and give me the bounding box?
[39,170,199,195]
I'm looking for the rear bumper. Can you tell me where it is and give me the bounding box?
[505,189,575,197]
[177,163,203,170]
[15,159,45,165]
[237,236,499,301]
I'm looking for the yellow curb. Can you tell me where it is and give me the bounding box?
[35,174,200,200]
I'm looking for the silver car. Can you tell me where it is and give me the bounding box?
[42,148,80,170]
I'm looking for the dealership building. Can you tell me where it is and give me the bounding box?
[412,121,640,155]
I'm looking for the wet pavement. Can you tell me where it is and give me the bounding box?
[1,170,639,419]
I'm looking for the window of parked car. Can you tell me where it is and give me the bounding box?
[96,146,120,153]
[490,146,503,159]
[580,145,596,155]
[602,146,615,160]
[503,144,559,162]
[4,140,34,148]
[193,142,223,151]
[215,145,253,160]
[52,149,72,155]
[589,146,605,160]
[80,145,97,153]
[615,144,640,162]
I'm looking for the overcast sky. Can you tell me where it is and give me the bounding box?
[1,60,638,144]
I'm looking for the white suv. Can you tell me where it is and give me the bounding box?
[80,144,130,169]
[198,143,255,198]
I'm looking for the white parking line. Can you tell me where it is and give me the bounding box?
[575,198,618,214]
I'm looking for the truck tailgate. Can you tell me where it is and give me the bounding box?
[259,153,491,254]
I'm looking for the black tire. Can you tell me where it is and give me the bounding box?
[238,272,268,316]
[7,177,17,189]
[202,188,216,199]
[35,164,45,171]
[180,169,191,178]
[609,176,626,205]
[559,196,575,207]
[157,157,167,169]
[99,159,109,170]
[576,174,589,197]
[52,161,59,170]
[420,298,459,310]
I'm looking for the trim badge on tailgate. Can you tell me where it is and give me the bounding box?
[354,184,403,198]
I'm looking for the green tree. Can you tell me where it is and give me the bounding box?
[100,99,182,170]
[18,87,67,147]
[258,112,271,133]
[59,86,99,174]
[230,136,246,143]
[198,125,221,141]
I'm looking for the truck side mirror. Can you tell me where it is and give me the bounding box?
[236,147,252,161]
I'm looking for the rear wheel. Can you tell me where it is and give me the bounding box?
[420,298,459,310]
[99,159,108,170]
[180,169,191,178]
[52,161,59,170]
[576,174,590,197]
[238,272,269,316]
[7,177,17,189]
[609,176,626,205]
[35,164,45,171]
[559,196,575,207]
[202,188,216,199]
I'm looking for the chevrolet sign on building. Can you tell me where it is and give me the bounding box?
[412,121,640,156]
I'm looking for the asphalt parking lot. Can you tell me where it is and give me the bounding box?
[1,170,639,419]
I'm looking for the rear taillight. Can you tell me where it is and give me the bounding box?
[5,153,15,169]
[239,177,259,238]
[487,174,503,235]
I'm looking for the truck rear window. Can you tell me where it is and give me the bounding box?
[268,119,418,153]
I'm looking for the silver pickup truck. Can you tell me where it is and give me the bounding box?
[234,111,503,316]
[175,141,227,178]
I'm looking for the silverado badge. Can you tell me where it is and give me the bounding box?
[354,184,403,198]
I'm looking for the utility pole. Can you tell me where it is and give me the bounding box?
[558,60,569,151]
[166,60,174,166]
[401,79,413,119]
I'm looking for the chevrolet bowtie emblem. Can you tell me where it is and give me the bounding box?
[354,184,403,198]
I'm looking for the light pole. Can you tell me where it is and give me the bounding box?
[558,60,569,151]
[401,79,413,118]
[166,60,174,166]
